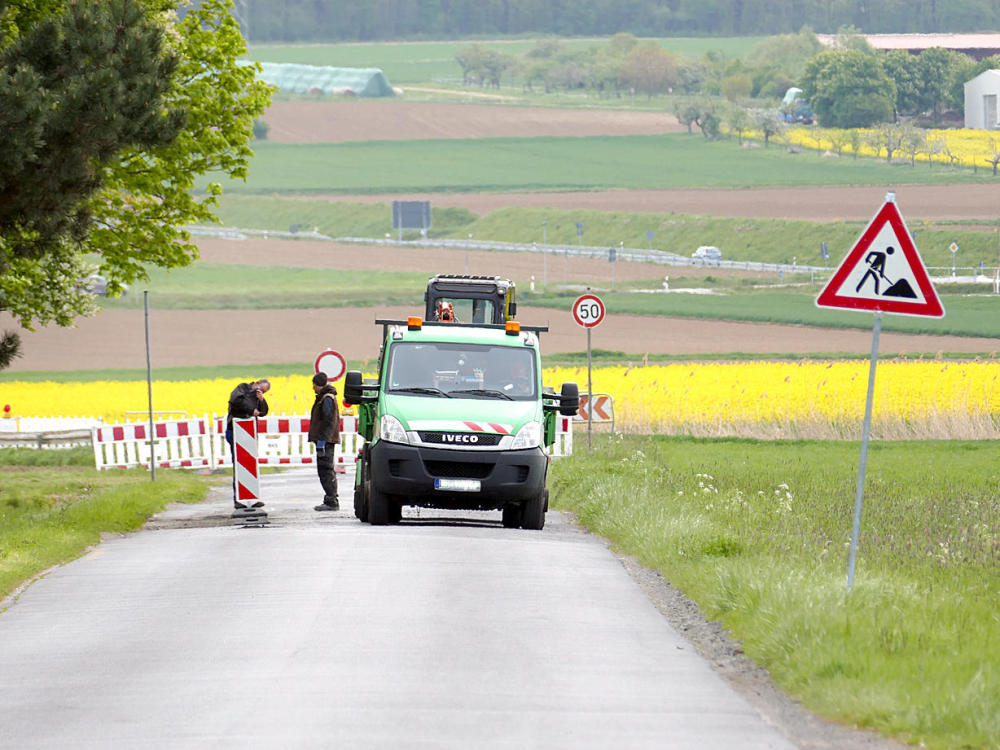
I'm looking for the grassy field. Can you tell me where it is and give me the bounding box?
[207,135,992,196]
[0,459,214,602]
[84,252,1000,339]
[249,37,768,85]
[549,435,1000,750]
[210,196,1000,269]
[531,289,1000,339]
[100,265,427,310]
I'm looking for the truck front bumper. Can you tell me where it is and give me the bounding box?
[369,441,548,510]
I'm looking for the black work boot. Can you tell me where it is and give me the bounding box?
[314,498,339,511]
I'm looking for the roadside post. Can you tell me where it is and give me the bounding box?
[815,192,945,592]
[949,241,958,276]
[231,417,266,525]
[144,291,156,481]
[572,293,606,454]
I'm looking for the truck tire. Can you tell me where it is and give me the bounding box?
[354,485,367,521]
[520,489,547,530]
[367,476,392,526]
[501,504,520,528]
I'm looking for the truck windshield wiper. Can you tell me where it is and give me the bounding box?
[392,386,452,398]
[449,389,514,400]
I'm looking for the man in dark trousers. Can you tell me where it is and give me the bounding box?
[309,372,341,511]
[226,378,270,509]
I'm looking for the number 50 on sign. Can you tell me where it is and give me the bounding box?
[572,294,605,328]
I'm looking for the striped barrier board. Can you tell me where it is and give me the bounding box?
[232,418,260,504]
[92,417,214,470]
[93,413,573,470]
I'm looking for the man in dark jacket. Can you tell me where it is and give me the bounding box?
[309,372,341,511]
[225,378,270,509]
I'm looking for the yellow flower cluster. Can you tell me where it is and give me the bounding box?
[778,126,1000,168]
[2,361,998,439]
[545,361,1000,438]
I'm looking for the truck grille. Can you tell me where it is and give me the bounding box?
[424,460,493,479]
[418,431,502,447]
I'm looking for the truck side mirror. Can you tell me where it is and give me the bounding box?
[344,370,376,405]
[559,382,579,416]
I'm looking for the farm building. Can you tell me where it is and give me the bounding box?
[246,62,395,97]
[964,70,1000,129]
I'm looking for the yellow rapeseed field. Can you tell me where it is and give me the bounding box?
[3,361,999,439]
[778,126,1000,168]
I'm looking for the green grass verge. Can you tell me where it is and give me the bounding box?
[100,265,428,310]
[528,289,1000,339]
[209,135,991,195]
[549,435,1000,749]
[0,447,93,466]
[211,197,1000,270]
[0,467,215,602]
[249,37,768,85]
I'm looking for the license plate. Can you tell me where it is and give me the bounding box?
[434,478,481,492]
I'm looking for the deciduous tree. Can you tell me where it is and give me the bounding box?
[800,48,895,128]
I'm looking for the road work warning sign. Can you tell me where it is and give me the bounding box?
[816,198,944,318]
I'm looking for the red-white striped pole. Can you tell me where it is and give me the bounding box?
[233,418,260,505]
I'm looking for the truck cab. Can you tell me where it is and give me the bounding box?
[344,316,578,530]
[425,274,516,324]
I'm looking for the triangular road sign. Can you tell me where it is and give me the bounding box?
[816,198,945,318]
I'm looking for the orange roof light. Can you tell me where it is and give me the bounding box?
[505,321,520,335]
[407,316,423,330]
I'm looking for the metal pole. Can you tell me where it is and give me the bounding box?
[587,326,593,454]
[144,291,156,481]
[847,312,881,592]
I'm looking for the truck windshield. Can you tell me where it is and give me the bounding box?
[387,342,536,400]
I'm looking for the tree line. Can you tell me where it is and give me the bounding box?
[231,0,1000,42]
[454,30,998,129]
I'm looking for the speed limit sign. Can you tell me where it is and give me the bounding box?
[572,294,605,328]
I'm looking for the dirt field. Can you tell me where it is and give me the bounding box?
[264,100,686,143]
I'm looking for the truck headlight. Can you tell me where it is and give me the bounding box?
[379,414,409,444]
[510,421,541,449]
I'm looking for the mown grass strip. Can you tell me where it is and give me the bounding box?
[549,435,1000,750]
[211,196,1000,269]
[0,464,216,602]
[207,135,990,196]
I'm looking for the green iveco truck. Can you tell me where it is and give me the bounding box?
[345,278,578,529]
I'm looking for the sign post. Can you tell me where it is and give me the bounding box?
[816,192,944,592]
[572,293,606,453]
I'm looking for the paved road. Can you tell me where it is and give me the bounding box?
[0,469,797,749]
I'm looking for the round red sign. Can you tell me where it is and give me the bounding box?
[314,350,347,381]
[572,294,606,328]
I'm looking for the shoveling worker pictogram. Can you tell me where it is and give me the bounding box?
[816,196,943,318]
[854,246,917,299]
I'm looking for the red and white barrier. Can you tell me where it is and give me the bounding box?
[232,418,260,505]
[92,417,214,470]
[92,412,573,470]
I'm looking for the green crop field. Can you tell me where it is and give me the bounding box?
[249,36,767,85]
[99,265,427,310]
[85,252,1000,341]
[208,135,991,196]
[551,435,1000,749]
[210,196,1000,270]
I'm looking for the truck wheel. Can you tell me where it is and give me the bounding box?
[354,485,367,521]
[501,504,520,528]
[520,489,547,530]
[367,478,392,526]
[388,499,403,524]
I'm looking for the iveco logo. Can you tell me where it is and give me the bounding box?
[443,433,479,443]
